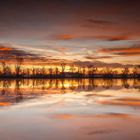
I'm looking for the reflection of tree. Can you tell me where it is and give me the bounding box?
[48,79,53,89]
[0,79,140,105]
[41,79,45,90]
[1,80,11,95]
[102,79,114,89]
[61,79,65,91]
[89,79,96,89]
[14,79,23,102]
[122,79,129,89]
[133,79,140,89]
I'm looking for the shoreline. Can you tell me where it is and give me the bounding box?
[0,76,139,80]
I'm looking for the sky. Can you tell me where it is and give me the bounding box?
[0,0,140,66]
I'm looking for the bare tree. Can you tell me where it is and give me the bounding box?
[41,67,46,75]
[61,63,66,74]
[1,61,6,75]
[15,56,23,77]
[49,67,53,75]
[122,67,129,75]
[32,67,36,76]
[70,64,75,73]
[55,67,59,75]
[87,65,93,76]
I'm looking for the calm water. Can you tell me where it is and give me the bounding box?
[0,79,140,140]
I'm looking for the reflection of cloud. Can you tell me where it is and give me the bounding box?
[85,94,112,97]
[0,102,11,106]
[94,113,130,119]
[51,114,75,120]
[0,79,140,108]
[98,97,140,106]
[87,129,115,135]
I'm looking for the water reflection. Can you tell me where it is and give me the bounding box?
[0,78,140,107]
[0,79,140,140]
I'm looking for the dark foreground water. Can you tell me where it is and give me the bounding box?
[0,79,140,140]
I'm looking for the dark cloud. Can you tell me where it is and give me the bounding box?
[0,43,38,60]
[0,43,73,65]
[82,19,116,29]
[115,52,140,56]
[86,19,115,26]
[50,34,131,42]
[82,34,130,41]
[99,35,130,41]
[107,35,129,41]
[99,45,140,56]
[85,56,112,60]
[73,60,133,68]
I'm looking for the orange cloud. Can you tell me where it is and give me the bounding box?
[55,34,76,40]
[0,43,74,66]
[94,34,130,41]
[0,44,38,59]
[99,46,140,56]
[0,102,11,106]
[0,46,12,51]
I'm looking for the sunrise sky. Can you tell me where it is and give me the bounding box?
[0,0,140,66]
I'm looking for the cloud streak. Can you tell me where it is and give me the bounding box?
[99,46,140,56]
[93,35,130,41]
[53,34,76,40]
[85,56,112,60]
[86,19,115,26]
[0,43,38,60]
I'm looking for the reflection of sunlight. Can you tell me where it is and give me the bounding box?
[63,83,71,88]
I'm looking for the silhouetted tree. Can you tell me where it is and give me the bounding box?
[1,61,6,76]
[15,56,23,77]
[61,63,66,76]
[55,67,59,75]
[122,67,129,78]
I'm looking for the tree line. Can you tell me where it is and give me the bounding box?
[0,58,140,78]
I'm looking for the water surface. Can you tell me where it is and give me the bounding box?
[0,79,140,140]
